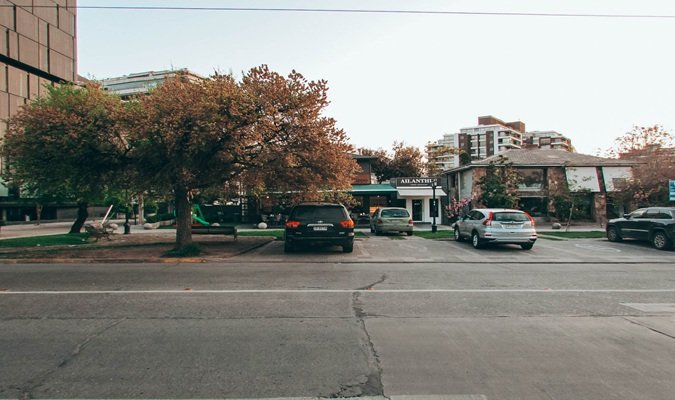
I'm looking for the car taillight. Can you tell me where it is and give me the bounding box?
[377,219,383,224]
[340,220,355,229]
[285,220,301,229]
[482,212,494,226]
[525,212,536,226]
[408,219,413,225]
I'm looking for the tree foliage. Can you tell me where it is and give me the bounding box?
[128,66,357,249]
[2,84,130,233]
[476,156,521,208]
[607,125,675,207]
[606,125,674,158]
[360,142,425,183]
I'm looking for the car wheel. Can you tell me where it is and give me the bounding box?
[471,231,483,249]
[342,243,354,253]
[606,226,622,242]
[284,241,294,253]
[521,243,534,250]
[454,227,463,242]
[406,231,413,236]
[652,231,672,250]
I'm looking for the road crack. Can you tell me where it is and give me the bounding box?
[341,291,386,398]
[18,318,126,399]
[356,274,387,291]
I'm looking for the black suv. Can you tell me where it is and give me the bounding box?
[284,203,355,253]
[606,207,675,250]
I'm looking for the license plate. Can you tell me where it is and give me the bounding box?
[313,226,328,231]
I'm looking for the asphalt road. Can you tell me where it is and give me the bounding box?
[1,237,675,399]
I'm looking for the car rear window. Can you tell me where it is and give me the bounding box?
[493,212,529,222]
[381,209,410,218]
[290,206,347,221]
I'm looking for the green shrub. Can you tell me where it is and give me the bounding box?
[144,202,159,214]
[157,213,175,221]
[145,215,159,223]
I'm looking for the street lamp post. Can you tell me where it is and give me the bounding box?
[431,181,438,233]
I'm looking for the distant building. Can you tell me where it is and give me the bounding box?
[1,0,78,221]
[427,115,525,170]
[428,117,577,172]
[101,69,205,99]
[523,130,574,152]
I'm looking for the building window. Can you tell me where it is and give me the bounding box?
[518,169,545,190]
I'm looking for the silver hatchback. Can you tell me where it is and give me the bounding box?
[370,207,414,236]
[454,208,537,250]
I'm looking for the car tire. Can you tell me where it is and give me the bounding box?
[521,243,534,250]
[652,231,672,250]
[606,226,622,242]
[406,231,413,236]
[454,227,463,242]
[342,243,354,253]
[284,241,294,253]
[471,231,483,249]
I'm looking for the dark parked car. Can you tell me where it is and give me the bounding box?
[606,207,675,250]
[283,202,355,253]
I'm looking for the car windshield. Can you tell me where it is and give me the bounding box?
[290,206,346,221]
[381,209,409,218]
[493,212,529,222]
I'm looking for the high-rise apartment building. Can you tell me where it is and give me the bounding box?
[428,117,576,172]
[101,69,205,100]
[1,0,77,218]
[522,130,573,152]
[427,116,524,171]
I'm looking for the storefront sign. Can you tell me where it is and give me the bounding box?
[395,177,441,188]
[669,180,675,202]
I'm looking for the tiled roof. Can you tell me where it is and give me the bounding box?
[472,149,636,167]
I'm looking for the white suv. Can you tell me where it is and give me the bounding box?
[454,208,537,250]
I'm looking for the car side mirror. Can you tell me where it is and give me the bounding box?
[623,214,631,219]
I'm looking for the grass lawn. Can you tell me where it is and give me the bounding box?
[540,231,606,239]
[0,233,90,248]
[414,231,455,240]
[237,230,284,240]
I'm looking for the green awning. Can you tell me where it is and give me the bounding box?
[350,184,397,196]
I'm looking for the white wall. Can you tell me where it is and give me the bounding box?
[566,167,601,192]
[602,167,633,192]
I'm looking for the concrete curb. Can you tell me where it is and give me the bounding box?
[0,238,275,265]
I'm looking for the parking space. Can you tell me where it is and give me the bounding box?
[236,233,675,264]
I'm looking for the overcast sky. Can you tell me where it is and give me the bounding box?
[77,0,675,156]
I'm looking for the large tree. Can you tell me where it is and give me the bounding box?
[2,84,129,233]
[360,142,425,183]
[129,66,357,250]
[607,125,675,206]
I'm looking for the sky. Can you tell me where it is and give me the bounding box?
[77,0,675,156]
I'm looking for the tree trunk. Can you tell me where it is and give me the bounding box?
[35,203,42,226]
[565,197,575,232]
[70,201,88,234]
[137,193,145,225]
[174,187,193,249]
